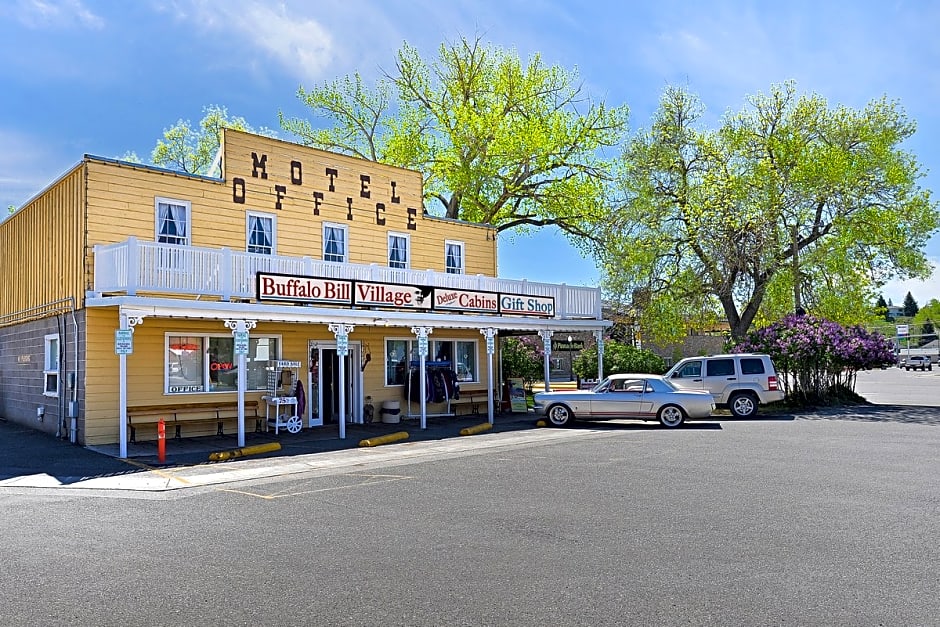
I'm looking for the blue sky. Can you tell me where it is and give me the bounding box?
[2,0,939,306]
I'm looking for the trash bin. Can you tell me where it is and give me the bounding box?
[381,400,401,424]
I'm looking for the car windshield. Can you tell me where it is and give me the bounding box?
[593,376,673,394]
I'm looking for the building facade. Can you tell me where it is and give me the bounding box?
[0,130,608,454]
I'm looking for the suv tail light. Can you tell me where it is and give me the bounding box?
[768,375,779,391]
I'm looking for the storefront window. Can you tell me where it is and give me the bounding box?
[385,339,409,386]
[167,335,279,394]
[455,341,476,383]
[167,336,205,393]
[386,338,478,385]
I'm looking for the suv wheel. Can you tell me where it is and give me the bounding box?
[729,392,758,418]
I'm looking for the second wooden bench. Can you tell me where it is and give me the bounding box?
[126,401,260,443]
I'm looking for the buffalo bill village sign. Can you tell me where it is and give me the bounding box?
[256,273,555,317]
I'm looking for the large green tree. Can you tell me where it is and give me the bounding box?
[279,36,629,237]
[151,105,270,175]
[594,82,938,343]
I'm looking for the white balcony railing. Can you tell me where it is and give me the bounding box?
[92,237,603,319]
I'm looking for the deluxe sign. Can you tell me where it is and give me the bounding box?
[433,288,499,314]
[257,273,352,305]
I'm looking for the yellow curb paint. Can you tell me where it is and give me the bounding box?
[459,422,493,436]
[209,441,281,462]
[359,431,410,447]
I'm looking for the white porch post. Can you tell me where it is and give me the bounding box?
[481,328,497,424]
[117,313,143,459]
[411,326,433,430]
[539,329,553,393]
[224,319,257,448]
[595,329,605,383]
[328,323,355,439]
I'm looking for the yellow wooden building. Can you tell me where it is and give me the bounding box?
[0,129,608,455]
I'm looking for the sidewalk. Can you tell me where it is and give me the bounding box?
[0,411,540,491]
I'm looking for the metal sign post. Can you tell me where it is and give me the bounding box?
[329,323,355,439]
[481,328,497,424]
[411,326,433,430]
[225,319,257,447]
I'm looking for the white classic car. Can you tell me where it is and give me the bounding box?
[533,373,715,428]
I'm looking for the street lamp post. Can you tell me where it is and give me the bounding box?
[567,335,573,382]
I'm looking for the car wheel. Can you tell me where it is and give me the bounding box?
[657,404,685,428]
[729,393,758,418]
[545,404,574,427]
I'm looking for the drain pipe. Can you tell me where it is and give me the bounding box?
[69,297,79,444]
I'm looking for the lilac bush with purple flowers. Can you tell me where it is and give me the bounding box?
[733,314,895,403]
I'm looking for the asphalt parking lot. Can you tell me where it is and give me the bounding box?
[854,364,939,406]
[0,366,936,492]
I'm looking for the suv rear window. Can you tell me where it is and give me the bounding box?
[705,358,735,377]
[740,358,766,375]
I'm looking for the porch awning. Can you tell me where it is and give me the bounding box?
[85,295,611,334]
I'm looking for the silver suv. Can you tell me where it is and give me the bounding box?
[664,353,785,418]
[902,355,932,371]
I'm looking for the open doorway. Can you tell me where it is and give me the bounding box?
[308,341,361,426]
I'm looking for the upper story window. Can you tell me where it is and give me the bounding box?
[44,334,60,397]
[155,198,190,245]
[324,223,347,263]
[247,212,275,255]
[388,233,410,269]
[445,240,464,274]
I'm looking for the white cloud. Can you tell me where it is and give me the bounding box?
[9,0,104,29]
[882,259,940,306]
[158,0,338,83]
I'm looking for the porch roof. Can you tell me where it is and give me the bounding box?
[85,295,612,334]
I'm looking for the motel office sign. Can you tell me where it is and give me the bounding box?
[256,272,555,317]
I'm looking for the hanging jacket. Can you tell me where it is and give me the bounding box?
[294,379,306,417]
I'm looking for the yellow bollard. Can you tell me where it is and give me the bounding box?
[459,422,493,436]
[209,441,281,462]
[359,431,410,447]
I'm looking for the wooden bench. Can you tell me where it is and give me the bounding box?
[126,401,260,443]
[451,393,486,416]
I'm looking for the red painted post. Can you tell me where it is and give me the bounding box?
[157,419,166,463]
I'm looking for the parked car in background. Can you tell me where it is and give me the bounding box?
[901,355,933,371]
[533,374,715,428]
[664,353,784,418]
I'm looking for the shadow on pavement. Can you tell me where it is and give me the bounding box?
[0,412,541,484]
[792,404,940,426]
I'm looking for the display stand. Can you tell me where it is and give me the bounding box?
[263,360,303,434]
[404,360,457,419]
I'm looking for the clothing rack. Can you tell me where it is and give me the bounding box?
[404,360,459,419]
